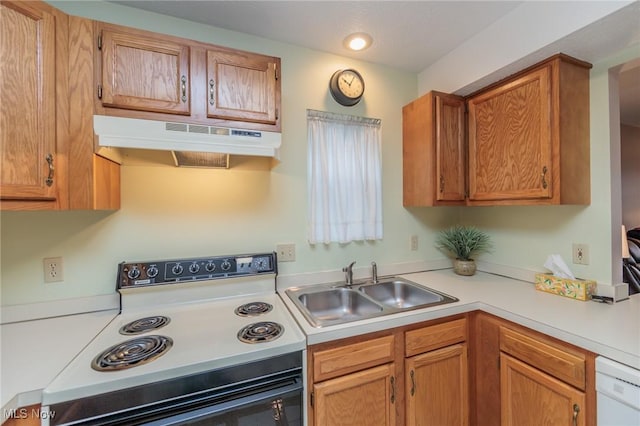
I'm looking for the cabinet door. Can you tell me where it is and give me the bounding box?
[435,94,466,202]
[99,25,190,115]
[402,91,465,206]
[468,65,552,201]
[1,1,57,201]
[206,48,278,125]
[314,363,396,426]
[501,353,585,426]
[406,343,468,426]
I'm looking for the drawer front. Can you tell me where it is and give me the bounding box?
[313,335,395,382]
[500,326,586,390]
[405,318,467,357]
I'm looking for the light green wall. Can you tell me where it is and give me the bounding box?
[2,2,637,306]
[0,1,456,306]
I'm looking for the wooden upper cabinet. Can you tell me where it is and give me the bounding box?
[0,1,68,209]
[467,54,591,205]
[468,66,552,202]
[98,24,191,115]
[206,47,279,125]
[403,91,465,206]
[94,22,281,132]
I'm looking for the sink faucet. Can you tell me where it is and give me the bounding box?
[343,261,356,286]
[371,261,378,284]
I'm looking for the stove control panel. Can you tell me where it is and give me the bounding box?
[117,252,277,288]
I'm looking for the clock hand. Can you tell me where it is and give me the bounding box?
[341,76,352,87]
[348,75,355,85]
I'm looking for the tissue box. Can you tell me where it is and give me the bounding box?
[534,273,597,301]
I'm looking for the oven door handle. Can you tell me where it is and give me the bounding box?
[142,379,303,426]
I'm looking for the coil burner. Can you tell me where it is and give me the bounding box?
[234,302,273,317]
[119,316,171,335]
[237,321,283,344]
[91,335,173,371]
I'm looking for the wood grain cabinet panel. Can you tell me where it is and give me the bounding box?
[468,66,552,202]
[0,0,68,208]
[406,343,469,426]
[206,47,279,125]
[405,318,467,356]
[98,24,191,115]
[313,335,395,382]
[501,353,586,426]
[403,91,466,206]
[467,54,591,205]
[500,326,586,390]
[314,363,396,426]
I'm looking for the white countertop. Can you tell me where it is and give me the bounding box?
[2,268,639,419]
[280,269,640,370]
[0,310,118,418]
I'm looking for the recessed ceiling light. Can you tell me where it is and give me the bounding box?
[343,33,373,51]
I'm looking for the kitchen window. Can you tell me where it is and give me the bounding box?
[307,109,383,244]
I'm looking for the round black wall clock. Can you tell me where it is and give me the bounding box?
[329,69,365,106]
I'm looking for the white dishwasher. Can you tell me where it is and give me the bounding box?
[596,356,640,426]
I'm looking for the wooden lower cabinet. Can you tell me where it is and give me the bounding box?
[2,405,42,426]
[308,312,595,426]
[470,312,595,426]
[314,363,396,426]
[501,353,585,426]
[406,343,468,426]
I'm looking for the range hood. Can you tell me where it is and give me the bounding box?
[93,115,281,167]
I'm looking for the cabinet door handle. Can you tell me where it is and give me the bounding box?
[209,79,215,105]
[572,403,580,426]
[439,175,444,193]
[410,369,416,396]
[181,75,187,103]
[45,154,54,187]
[541,166,548,189]
[390,376,396,404]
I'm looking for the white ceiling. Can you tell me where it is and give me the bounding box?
[111,0,639,125]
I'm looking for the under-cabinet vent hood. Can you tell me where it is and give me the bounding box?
[93,116,281,165]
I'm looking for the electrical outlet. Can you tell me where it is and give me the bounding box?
[276,243,296,262]
[410,235,419,251]
[44,257,64,283]
[572,243,590,265]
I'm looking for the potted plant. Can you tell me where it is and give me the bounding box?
[436,225,492,276]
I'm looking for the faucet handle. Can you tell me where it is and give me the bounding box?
[371,261,378,283]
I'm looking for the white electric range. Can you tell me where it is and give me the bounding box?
[41,252,306,426]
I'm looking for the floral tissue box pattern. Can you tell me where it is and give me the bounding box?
[534,273,597,301]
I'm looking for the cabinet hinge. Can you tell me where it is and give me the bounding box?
[97,33,102,50]
[309,392,314,407]
[97,84,103,100]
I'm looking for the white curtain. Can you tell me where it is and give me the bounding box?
[307,109,383,244]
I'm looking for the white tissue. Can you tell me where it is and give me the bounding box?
[543,254,575,279]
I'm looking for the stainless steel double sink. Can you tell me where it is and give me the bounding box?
[285,278,458,327]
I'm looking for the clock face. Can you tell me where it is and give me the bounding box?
[337,70,364,99]
[329,69,365,106]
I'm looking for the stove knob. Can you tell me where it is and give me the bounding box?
[205,261,216,272]
[221,260,232,271]
[146,265,159,278]
[127,266,141,280]
[189,262,200,274]
[172,263,184,275]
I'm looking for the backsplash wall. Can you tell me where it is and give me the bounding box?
[2,1,636,307]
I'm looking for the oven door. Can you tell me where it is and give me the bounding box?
[143,378,302,426]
